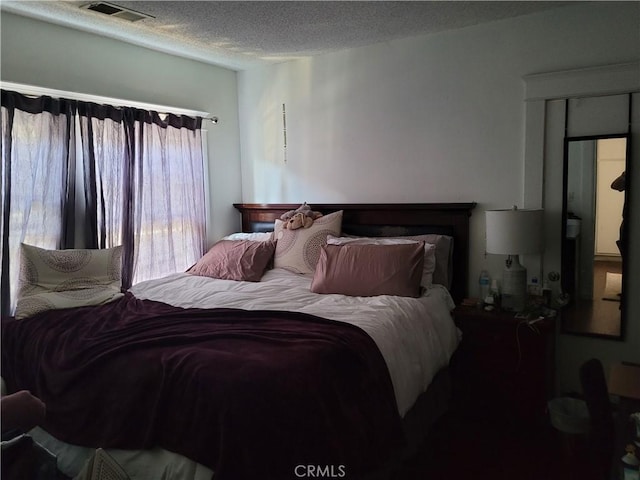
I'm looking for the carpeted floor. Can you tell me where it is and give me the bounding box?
[393,409,595,480]
[602,271,622,301]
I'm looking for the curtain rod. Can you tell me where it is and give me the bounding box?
[1,81,217,122]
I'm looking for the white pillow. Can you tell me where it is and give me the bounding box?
[15,244,124,319]
[223,232,274,242]
[327,235,436,287]
[274,210,343,274]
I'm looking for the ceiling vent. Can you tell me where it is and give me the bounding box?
[80,2,154,22]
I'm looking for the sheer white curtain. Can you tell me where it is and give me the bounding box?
[1,92,73,315]
[131,117,206,285]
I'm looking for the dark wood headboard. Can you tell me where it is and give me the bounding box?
[233,203,476,304]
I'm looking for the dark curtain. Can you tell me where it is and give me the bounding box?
[77,102,126,250]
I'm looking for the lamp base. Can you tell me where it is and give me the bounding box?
[501,255,527,312]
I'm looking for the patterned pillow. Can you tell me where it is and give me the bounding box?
[274,210,343,274]
[15,244,124,319]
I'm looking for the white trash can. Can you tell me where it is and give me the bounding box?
[548,397,591,435]
[548,397,591,463]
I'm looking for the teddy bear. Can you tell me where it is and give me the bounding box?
[285,212,314,230]
[280,203,323,230]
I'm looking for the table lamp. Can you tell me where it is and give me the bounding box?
[486,207,543,312]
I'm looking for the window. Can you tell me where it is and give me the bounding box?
[1,89,206,315]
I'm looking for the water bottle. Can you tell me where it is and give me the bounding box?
[479,270,491,303]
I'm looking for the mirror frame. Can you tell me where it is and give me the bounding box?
[561,132,630,340]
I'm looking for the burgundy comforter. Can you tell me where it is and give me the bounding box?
[1,293,404,479]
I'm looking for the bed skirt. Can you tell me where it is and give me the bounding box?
[364,366,452,480]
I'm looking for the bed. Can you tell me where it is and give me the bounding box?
[1,202,475,480]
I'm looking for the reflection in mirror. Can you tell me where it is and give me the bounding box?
[561,134,628,339]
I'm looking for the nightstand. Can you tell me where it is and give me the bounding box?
[450,305,556,428]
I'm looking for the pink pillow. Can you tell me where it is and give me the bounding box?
[326,235,436,287]
[310,242,425,297]
[188,240,276,282]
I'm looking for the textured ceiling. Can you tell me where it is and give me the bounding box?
[2,1,576,70]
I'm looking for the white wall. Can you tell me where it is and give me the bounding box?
[238,2,640,392]
[239,2,639,289]
[595,138,625,256]
[1,12,243,246]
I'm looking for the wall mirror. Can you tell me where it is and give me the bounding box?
[561,133,629,339]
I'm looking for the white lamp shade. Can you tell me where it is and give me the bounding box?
[486,209,543,255]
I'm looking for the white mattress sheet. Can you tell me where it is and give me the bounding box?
[129,268,460,417]
[26,269,460,479]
